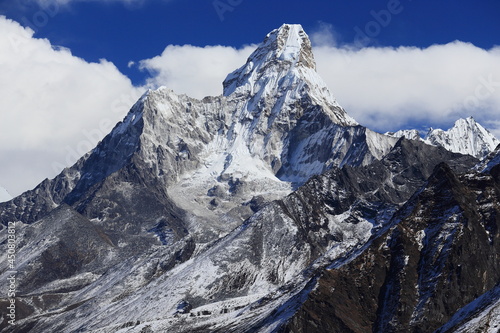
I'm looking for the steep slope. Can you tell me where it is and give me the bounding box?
[425,117,499,159]
[385,129,422,142]
[2,139,478,333]
[282,162,500,333]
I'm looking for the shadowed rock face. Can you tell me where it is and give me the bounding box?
[281,163,500,333]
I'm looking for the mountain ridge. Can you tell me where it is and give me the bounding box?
[387,116,499,159]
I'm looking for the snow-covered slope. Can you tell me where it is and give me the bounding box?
[0,186,11,203]
[436,285,500,333]
[385,129,422,141]
[223,24,356,126]
[475,144,500,173]
[425,117,499,158]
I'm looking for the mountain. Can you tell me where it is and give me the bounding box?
[425,117,500,159]
[282,162,500,332]
[385,129,422,142]
[0,24,397,234]
[0,187,11,203]
[0,24,498,333]
[386,117,500,159]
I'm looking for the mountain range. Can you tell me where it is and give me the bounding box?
[386,116,499,159]
[0,24,499,333]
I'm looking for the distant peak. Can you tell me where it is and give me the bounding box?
[424,117,500,158]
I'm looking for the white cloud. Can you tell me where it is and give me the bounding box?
[312,42,500,134]
[310,21,340,48]
[139,44,255,99]
[0,16,143,196]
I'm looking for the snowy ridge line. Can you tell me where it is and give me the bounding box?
[435,284,500,333]
[386,117,499,159]
[474,143,500,173]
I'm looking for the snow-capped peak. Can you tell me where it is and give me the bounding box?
[222,24,357,126]
[424,117,500,159]
[385,129,422,141]
[222,24,316,97]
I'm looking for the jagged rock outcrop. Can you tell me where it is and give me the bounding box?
[282,162,500,333]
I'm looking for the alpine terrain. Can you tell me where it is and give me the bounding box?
[1,24,499,333]
[386,116,500,159]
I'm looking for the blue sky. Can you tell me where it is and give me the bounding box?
[1,0,500,196]
[3,0,499,84]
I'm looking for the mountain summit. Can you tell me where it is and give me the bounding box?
[223,23,318,95]
[223,24,357,126]
[387,116,499,159]
[425,116,500,158]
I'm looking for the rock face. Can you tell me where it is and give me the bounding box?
[281,163,500,333]
[0,24,499,333]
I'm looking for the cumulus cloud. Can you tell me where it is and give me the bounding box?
[313,42,500,135]
[139,44,255,99]
[0,16,143,196]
